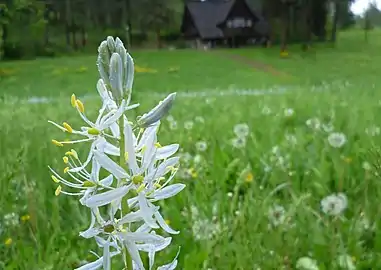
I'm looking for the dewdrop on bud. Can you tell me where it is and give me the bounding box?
[137,93,176,128]
[109,53,124,102]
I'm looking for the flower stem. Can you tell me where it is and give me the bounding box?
[119,114,133,270]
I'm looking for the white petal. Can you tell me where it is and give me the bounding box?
[119,210,144,225]
[137,123,159,150]
[93,150,129,179]
[84,186,130,207]
[138,193,159,229]
[69,145,95,173]
[99,175,113,186]
[122,231,164,243]
[75,252,119,270]
[150,184,186,202]
[109,122,120,138]
[156,144,179,159]
[157,248,180,270]
[103,238,111,270]
[154,211,179,234]
[124,240,144,270]
[101,99,126,128]
[147,157,179,180]
[125,121,139,174]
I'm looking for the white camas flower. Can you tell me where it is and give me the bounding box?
[296,257,319,270]
[327,132,347,148]
[321,193,348,216]
[49,36,184,270]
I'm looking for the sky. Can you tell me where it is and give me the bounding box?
[351,0,381,15]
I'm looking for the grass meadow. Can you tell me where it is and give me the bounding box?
[1,29,381,269]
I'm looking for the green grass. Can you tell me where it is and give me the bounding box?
[1,29,381,269]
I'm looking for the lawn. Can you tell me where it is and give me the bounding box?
[1,30,381,269]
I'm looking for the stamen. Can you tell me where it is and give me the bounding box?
[52,140,63,147]
[76,99,85,113]
[64,167,69,174]
[63,122,73,133]
[55,185,62,196]
[155,142,162,148]
[51,175,60,183]
[63,156,69,164]
[132,175,144,185]
[71,94,76,107]
[137,184,145,193]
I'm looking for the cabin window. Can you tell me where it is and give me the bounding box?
[226,17,253,28]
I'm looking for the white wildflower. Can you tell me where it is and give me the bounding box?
[328,132,347,148]
[337,254,355,270]
[233,123,250,138]
[195,141,208,152]
[306,118,321,130]
[195,116,205,123]
[365,125,380,136]
[184,121,194,130]
[321,193,348,216]
[261,106,272,115]
[296,257,319,270]
[231,137,246,149]
[268,205,286,227]
[284,108,294,117]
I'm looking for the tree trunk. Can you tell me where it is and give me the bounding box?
[302,0,312,51]
[330,0,340,42]
[280,4,290,52]
[65,0,72,48]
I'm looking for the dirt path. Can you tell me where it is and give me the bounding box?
[213,51,293,78]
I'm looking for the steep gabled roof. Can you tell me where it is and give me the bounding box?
[185,0,234,39]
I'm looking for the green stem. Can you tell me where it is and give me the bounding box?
[119,114,133,270]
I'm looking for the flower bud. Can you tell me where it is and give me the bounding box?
[109,53,124,102]
[137,93,176,128]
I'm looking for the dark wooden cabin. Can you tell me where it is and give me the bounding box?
[180,0,270,48]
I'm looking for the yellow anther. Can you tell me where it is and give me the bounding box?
[51,175,60,183]
[83,181,96,187]
[245,172,254,183]
[154,142,162,148]
[137,184,146,193]
[70,149,78,159]
[154,183,162,189]
[158,177,165,182]
[70,94,77,107]
[124,152,129,161]
[63,156,69,164]
[4,238,12,246]
[63,122,73,133]
[76,99,85,113]
[141,145,147,154]
[132,175,144,185]
[165,219,171,225]
[87,127,100,135]
[55,185,62,196]
[64,167,69,174]
[21,214,30,222]
[52,140,63,147]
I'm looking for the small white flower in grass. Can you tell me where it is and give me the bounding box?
[233,123,249,138]
[362,161,372,171]
[195,141,207,152]
[328,132,347,148]
[231,136,246,149]
[365,125,380,136]
[261,106,272,115]
[306,118,321,130]
[193,154,203,164]
[321,193,348,216]
[184,121,194,130]
[296,257,319,270]
[285,133,297,146]
[169,121,178,130]
[195,116,205,123]
[166,115,174,122]
[268,205,286,227]
[284,108,294,117]
[322,123,334,133]
[337,254,355,270]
